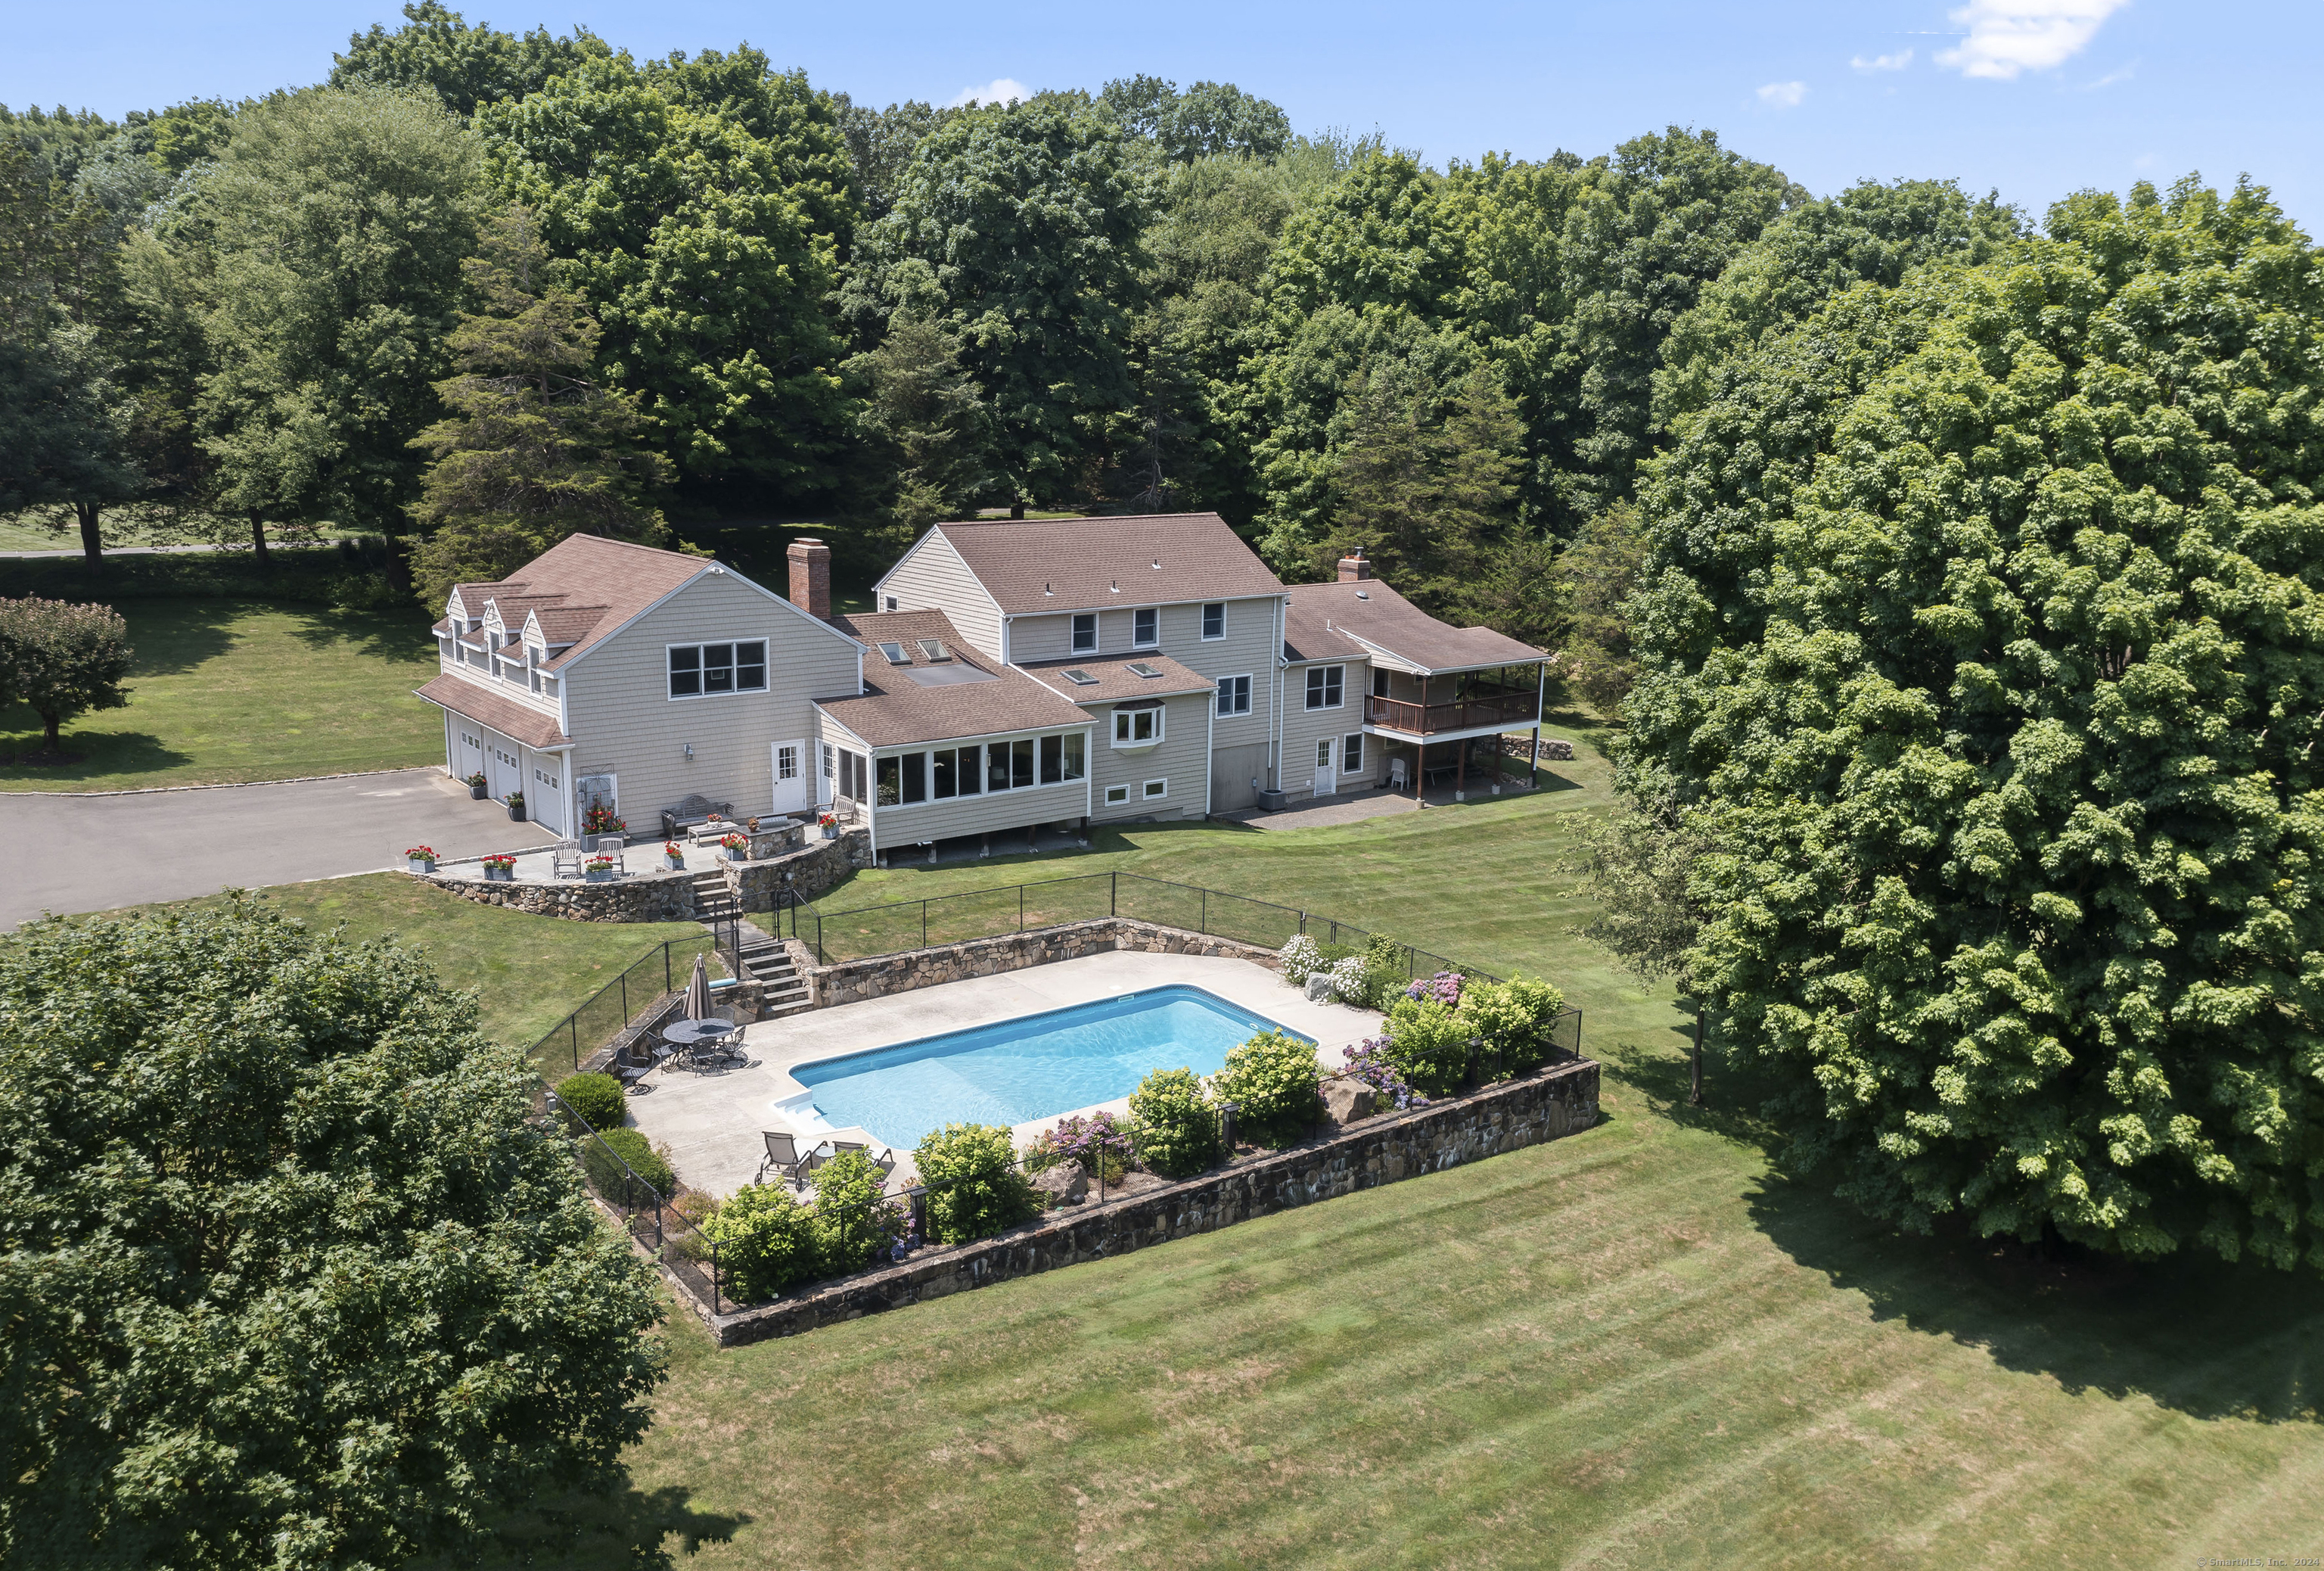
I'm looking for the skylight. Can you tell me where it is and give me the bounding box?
[917,638,951,662]
[1062,667,1098,686]
[877,641,910,664]
[1127,661,1162,679]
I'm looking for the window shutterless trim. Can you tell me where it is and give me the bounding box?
[1201,602,1226,639]
[666,639,768,701]
[1215,673,1252,717]
[1104,782,1130,805]
[1341,733,1365,773]
[1142,777,1167,799]
[1131,606,1160,649]
[1305,663,1345,711]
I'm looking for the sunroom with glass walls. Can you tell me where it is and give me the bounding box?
[832,722,1094,855]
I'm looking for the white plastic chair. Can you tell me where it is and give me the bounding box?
[1387,758,1409,794]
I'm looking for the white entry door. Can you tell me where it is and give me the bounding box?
[1311,739,1336,800]
[771,739,809,814]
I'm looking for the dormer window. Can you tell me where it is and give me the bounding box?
[1132,607,1159,648]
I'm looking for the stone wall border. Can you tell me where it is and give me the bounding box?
[797,916,1283,1008]
[679,1055,1600,1347]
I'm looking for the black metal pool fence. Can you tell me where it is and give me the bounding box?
[537,1080,735,1315]
[781,869,1505,983]
[527,934,723,1074]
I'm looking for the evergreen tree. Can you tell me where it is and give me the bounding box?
[409,206,674,607]
[839,308,989,561]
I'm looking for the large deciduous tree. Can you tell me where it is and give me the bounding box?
[479,51,854,503]
[408,205,675,607]
[0,594,132,751]
[330,1,612,119]
[0,898,666,1567]
[173,85,484,558]
[844,98,1149,512]
[1623,176,2324,1268]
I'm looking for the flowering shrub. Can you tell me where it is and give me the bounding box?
[1459,975,1567,1073]
[915,1122,1036,1243]
[583,804,626,836]
[1359,935,1410,1009]
[809,1149,904,1273]
[1405,970,1464,1009]
[1210,1029,1323,1146]
[1126,1066,1221,1177]
[1026,1111,1130,1187]
[1378,997,1477,1097]
[1326,955,1369,1005]
[1279,934,1325,985]
[402,845,437,862]
[703,1184,818,1300]
[1341,1038,1426,1110]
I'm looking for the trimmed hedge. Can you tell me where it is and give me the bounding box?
[555,1072,626,1131]
[583,1126,673,1199]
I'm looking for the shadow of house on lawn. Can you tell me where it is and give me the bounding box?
[1747,1169,2322,1428]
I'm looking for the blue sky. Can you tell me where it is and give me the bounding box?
[9,0,2319,229]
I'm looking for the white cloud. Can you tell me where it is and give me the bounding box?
[1757,80,1807,107]
[947,77,1029,108]
[1850,48,1914,71]
[2083,61,2137,89]
[1937,0,2132,80]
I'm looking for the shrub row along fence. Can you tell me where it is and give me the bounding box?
[526,935,725,1075]
[781,869,1499,982]
[536,1081,738,1316]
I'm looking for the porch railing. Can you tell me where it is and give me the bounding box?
[1365,687,1539,735]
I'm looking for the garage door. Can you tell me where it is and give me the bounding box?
[1210,742,1268,813]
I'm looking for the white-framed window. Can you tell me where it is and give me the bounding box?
[1201,602,1225,639]
[532,764,561,791]
[1306,664,1344,710]
[1105,783,1130,806]
[884,594,899,611]
[874,731,1087,805]
[1072,613,1098,653]
[1132,607,1159,648]
[669,640,768,699]
[822,742,835,780]
[1142,778,1167,800]
[1113,706,1162,746]
[775,744,800,783]
[1342,733,1365,774]
[1216,674,1251,717]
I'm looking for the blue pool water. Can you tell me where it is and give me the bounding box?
[791,985,1306,1150]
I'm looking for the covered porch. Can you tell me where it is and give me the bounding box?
[1364,660,1547,800]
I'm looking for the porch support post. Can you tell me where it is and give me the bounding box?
[1532,659,1546,789]
[1456,728,1466,801]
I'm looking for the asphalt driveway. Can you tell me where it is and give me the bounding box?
[1,768,559,930]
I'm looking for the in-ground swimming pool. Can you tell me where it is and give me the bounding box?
[788,985,1310,1151]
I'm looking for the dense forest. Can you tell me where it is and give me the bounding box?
[9,5,2324,1269]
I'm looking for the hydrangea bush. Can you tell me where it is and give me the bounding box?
[1027,1110,1131,1184]
[1406,970,1464,1008]
[1341,1037,1426,1110]
[1127,1066,1222,1177]
[1210,1029,1323,1146]
[1279,934,1325,985]
[1326,956,1370,1005]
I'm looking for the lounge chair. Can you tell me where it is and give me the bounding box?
[755,1131,807,1188]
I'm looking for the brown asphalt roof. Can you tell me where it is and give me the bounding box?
[1282,579,1545,673]
[415,673,569,750]
[816,611,1092,748]
[1018,651,1215,705]
[926,513,1285,614]
[443,536,713,670]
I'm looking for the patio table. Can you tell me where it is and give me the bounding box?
[662,1018,741,1065]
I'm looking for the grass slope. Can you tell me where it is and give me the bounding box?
[0,597,443,790]
[98,873,708,1056]
[607,720,2320,1568]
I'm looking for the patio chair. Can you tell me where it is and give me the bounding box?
[551,839,583,878]
[829,1140,867,1162]
[755,1131,807,1188]
[592,834,628,873]
[871,1147,898,1184]
[1387,758,1409,794]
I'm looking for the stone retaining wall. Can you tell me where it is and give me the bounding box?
[801,917,1282,1008]
[692,1055,1601,1346]
[427,866,696,922]
[725,829,871,913]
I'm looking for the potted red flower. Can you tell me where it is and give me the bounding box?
[817,811,837,841]
[464,771,488,800]
[404,845,438,873]
[585,853,617,882]
[719,832,750,863]
[662,840,686,872]
[505,791,527,823]
[481,852,517,882]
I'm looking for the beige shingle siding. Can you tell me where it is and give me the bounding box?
[873,776,1089,845]
[879,531,1004,659]
[1011,597,1279,757]
[1282,658,1375,801]
[563,571,860,826]
[1089,690,1212,822]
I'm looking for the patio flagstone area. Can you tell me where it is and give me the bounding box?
[620,950,1385,1199]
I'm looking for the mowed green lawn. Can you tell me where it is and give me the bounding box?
[604,728,2322,1568]
[98,873,708,1056]
[0,597,444,789]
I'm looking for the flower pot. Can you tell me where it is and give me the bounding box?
[408,857,436,874]
[468,782,487,800]
[586,868,612,883]
[820,825,836,840]
[506,801,526,822]
[663,853,685,872]
[724,847,749,863]
[483,864,514,882]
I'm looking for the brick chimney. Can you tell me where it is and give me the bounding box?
[1338,550,1373,583]
[787,537,831,621]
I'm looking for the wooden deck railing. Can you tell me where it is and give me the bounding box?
[1365,688,1539,735]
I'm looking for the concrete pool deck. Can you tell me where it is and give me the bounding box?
[623,950,1384,1199]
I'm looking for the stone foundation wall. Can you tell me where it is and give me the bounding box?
[427,866,695,922]
[695,1056,1601,1346]
[800,917,1282,1008]
[724,829,870,913]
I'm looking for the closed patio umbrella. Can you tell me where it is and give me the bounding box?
[685,949,713,1021]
